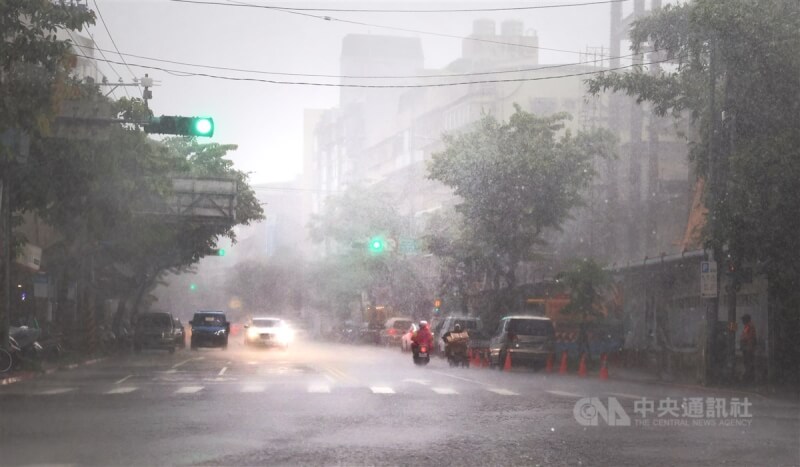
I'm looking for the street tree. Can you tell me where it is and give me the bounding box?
[308,184,431,320]
[585,0,800,381]
[557,258,611,359]
[427,106,615,320]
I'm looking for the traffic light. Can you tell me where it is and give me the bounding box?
[189,283,198,292]
[368,236,386,254]
[144,115,215,137]
[211,248,226,257]
[433,299,441,315]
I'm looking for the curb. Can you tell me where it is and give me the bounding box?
[0,357,107,386]
[602,372,791,401]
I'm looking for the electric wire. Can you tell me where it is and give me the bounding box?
[72,53,679,88]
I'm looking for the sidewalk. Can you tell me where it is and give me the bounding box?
[0,352,106,386]
[608,366,800,401]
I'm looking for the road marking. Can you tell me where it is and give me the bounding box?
[547,390,584,398]
[175,386,204,394]
[308,384,331,393]
[114,375,133,385]
[609,392,644,400]
[218,367,228,376]
[403,378,430,386]
[370,386,395,394]
[39,388,76,395]
[432,387,458,395]
[106,387,138,395]
[172,357,200,369]
[241,384,266,393]
[488,388,519,396]
[431,370,491,387]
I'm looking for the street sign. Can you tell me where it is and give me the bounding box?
[700,261,718,298]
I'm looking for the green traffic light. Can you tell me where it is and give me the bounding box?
[368,236,385,254]
[217,248,225,257]
[189,283,198,291]
[192,117,214,137]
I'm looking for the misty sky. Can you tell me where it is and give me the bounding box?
[88,0,658,184]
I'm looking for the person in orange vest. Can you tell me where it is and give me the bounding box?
[739,314,757,383]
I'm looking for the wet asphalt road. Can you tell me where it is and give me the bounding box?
[0,340,798,466]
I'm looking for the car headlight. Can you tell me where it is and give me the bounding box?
[247,328,259,338]
[277,328,294,344]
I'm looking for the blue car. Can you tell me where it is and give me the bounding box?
[189,311,229,350]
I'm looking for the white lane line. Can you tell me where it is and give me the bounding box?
[488,388,519,396]
[609,392,644,400]
[114,375,133,385]
[308,384,331,394]
[241,384,266,393]
[430,370,491,387]
[39,388,76,395]
[370,386,395,394]
[175,386,204,394]
[403,378,430,386]
[218,367,228,376]
[547,390,584,398]
[172,358,197,369]
[432,387,458,395]
[106,387,138,395]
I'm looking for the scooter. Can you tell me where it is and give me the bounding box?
[412,343,430,366]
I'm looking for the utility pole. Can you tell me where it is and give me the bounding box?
[1,168,10,351]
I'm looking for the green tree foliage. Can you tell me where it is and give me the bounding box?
[586,0,800,378]
[427,106,615,318]
[557,258,611,323]
[308,184,430,319]
[0,0,94,139]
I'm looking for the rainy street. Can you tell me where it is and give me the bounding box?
[1,340,797,466]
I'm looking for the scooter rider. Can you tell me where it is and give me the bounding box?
[411,320,433,357]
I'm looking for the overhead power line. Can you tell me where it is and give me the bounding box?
[66,29,128,99]
[73,53,678,88]
[82,44,645,80]
[91,0,142,98]
[171,0,628,13]
[172,0,609,58]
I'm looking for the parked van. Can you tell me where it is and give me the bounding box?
[488,315,555,369]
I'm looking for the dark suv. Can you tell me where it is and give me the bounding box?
[489,315,555,369]
[189,311,229,350]
[134,312,177,354]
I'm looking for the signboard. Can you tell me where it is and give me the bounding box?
[15,243,42,271]
[700,261,718,298]
[33,274,49,299]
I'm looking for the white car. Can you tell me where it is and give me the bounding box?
[244,317,293,349]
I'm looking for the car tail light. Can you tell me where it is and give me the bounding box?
[388,328,397,336]
[420,346,427,353]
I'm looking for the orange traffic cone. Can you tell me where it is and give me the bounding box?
[578,353,588,377]
[545,353,554,373]
[599,353,609,380]
[558,351,568,375]
[503,351,512,371]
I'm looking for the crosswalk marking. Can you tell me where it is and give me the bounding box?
[308,384,331,393]
[370,386,395,394]
[39,388,76,395]
[240,384,266,393]
[106,387,138,395]
[609,392,643,400]
[175,386,204,394]
[546,390,584,398]
[432,387,458,395]
[488,388,519,396]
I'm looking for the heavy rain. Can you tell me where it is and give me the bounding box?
[0,0,798,465]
